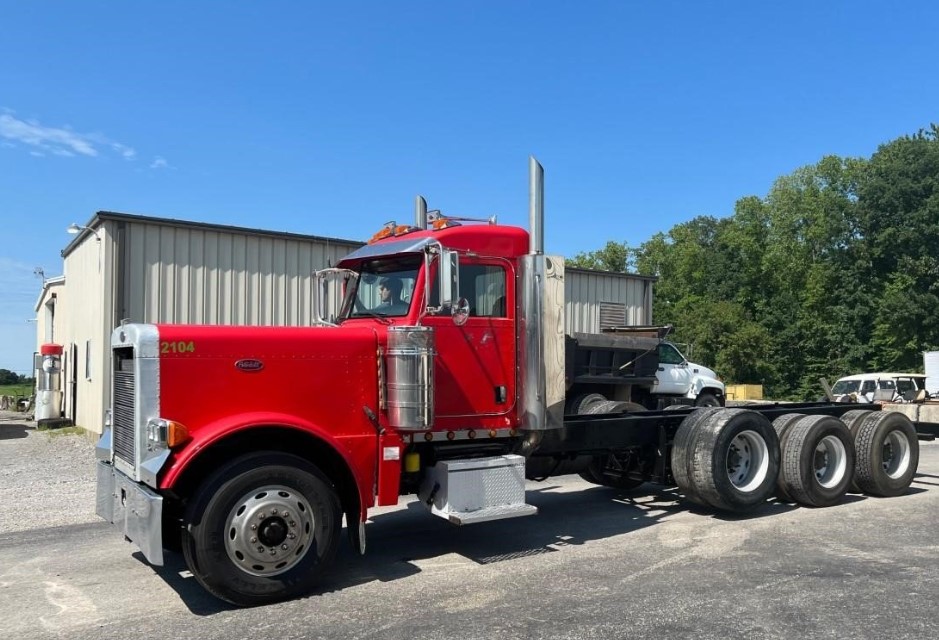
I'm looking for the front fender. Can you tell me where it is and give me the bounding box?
[159,411,374,517]
[689,376,725,399]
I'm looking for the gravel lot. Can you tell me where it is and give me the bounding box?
[1,411,938,640]
[0,411,96,535]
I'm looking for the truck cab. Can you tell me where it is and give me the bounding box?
[653,341,724,406]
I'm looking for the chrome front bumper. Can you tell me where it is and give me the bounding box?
[96,461,164,566]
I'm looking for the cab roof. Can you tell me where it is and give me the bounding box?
[340,222,530,266]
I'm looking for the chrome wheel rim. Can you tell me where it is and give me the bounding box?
[726,430,770,492]
[224,484,314,577]
[882,430,912,479]
[814,435,848,488]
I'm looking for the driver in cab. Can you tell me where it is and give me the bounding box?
[373,276,409,315]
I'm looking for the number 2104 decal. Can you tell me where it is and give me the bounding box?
[161,341,196,354]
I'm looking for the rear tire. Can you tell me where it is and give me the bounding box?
[181,452,341,606]
[839,409,875,493]
[579,402,646,489]
[780,415,855,508]
[580,400,644,415]
[771,413,806,503]
[579,459,645,490]
[690,409,780,512]
[670,407,723,506]
[839,409,875,439]
[567,393,607,415]
[854,412,919,497]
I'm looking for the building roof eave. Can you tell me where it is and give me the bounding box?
[34,275,66,312]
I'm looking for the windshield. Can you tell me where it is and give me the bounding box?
[348,255,421,318]
[831,379,861,395]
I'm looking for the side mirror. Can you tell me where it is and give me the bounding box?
[312,268,357,325]
[439,248,459,307]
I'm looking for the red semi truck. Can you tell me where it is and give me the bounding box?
[96,159,920,606]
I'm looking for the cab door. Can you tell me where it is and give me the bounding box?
[654,342,693,395]
[423,259,516,423]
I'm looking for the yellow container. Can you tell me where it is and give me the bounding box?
[404,452,420,473]
[726,384,764,401]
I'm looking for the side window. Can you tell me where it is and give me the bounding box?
[860,380,876,394]
[459,264,507,317]
[658,343,685,365]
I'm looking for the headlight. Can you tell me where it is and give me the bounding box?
[146,418,190,450]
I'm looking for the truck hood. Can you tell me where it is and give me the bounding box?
[153,323,382,443]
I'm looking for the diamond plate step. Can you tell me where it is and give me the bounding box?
[445,503,538,525]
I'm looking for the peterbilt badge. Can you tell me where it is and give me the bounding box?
[235,359,264,372]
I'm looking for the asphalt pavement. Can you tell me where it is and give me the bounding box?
[1,417,937,640]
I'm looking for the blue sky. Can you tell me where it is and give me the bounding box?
[1,1,937,375]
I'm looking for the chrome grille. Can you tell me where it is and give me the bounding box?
[112,348,136,466]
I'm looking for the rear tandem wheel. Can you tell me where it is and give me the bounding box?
[778,415,855,508]
[683,409,781,512]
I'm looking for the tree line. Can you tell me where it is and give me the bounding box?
[569,125,939,400]
[0,369,35,386]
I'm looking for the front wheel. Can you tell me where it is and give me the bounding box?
[182,453,341,606]
[695,392,722,407]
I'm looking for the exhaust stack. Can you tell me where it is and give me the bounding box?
[518,156,565,432]
[529,156,544,254]
[415,196,428,229]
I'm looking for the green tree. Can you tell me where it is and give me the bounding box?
[858,125,939,370]
[579,125,939,398]
[567,240,633,272]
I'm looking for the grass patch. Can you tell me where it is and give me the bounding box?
[0,384,32,397]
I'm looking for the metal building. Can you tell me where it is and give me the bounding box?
[565,266,654,333]
[35,212,363,434]
[35,212,654,434]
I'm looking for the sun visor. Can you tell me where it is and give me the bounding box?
[339,237,436,266]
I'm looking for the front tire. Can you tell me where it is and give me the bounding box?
[182,453,341,606]
[695,392,722,407]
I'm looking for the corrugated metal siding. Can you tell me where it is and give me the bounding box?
[565,268,653,334]
[119,222,360,326]
[61,229,110,432]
